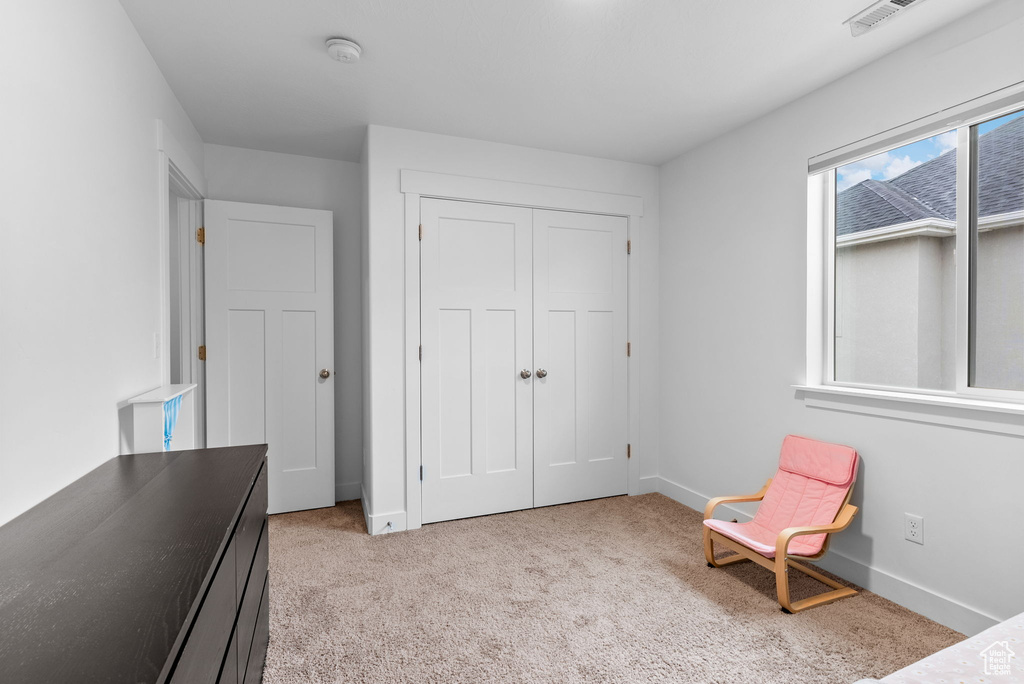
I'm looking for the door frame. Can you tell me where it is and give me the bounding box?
[401,170,645,530]
[157,119,207,387]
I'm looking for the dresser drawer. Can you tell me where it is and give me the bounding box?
[235,465,267,599]
[171,536,237,684]
[236,519,269,678]
[218,626,239,684]
[242,575,270,684]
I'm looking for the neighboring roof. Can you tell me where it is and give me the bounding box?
[837,115,1023,236]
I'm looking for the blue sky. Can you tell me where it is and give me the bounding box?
[978,109,1024,134]
[837,109,1024,192]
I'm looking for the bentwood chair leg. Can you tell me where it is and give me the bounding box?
[703,528,716,566]
[775,556,793,612]
[775,558,859,613]
[704,530,752,568]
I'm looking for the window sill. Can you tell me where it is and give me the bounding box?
[794,384,1024,437]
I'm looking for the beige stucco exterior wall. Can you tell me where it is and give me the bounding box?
[836,225,1022,391]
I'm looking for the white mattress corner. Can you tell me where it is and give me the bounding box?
[875,610,1024,683]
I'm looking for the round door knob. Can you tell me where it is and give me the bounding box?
[320,369,331,379]
[520,369,532,379]
[535,369,548,378]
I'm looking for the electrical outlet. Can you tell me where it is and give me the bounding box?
[905,513,924,545]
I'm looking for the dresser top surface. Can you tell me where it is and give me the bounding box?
[0,445,267,683]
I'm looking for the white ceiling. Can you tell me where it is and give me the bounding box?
[120,0,997,166]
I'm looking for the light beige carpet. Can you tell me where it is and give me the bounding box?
[264,493,961,683]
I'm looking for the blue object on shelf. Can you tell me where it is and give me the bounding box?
[163,394,183,451]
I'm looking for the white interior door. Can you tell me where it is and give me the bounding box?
[533,209,628,507]
[204,200,335,515]
[419,199,629,522]
[420,199,534,524]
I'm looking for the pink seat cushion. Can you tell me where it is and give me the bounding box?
[703,435,858,559]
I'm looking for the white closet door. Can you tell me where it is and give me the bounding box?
[533,209,628,507]
[204,200,335,515]
[420,199,534,523]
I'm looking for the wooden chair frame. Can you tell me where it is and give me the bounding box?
[703,478,860,613]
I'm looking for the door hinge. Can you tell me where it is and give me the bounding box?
[627,444,632,459]
[627,239,631,254]
[627,341,631,357]
[418,224,423,241]
[418,345,422,361]
[196,227,205,245]
[419,465,424,481]
[197,345,206,361]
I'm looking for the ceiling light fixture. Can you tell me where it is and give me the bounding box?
[326,38,362,63]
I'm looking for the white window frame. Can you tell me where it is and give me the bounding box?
[800,81,1024,431]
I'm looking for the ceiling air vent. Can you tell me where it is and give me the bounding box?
[844,0,930,37]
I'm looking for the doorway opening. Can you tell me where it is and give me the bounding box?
[167,163,206,447]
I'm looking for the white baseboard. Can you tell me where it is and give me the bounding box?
[639,475,661,494]
[359,485,408,535]
[335,481,361,502]
[649,475,998,636]
[366,510,407,535]
[815,547,998,636]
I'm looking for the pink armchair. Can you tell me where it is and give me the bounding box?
[703,434,860,613]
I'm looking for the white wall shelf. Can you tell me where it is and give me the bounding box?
[124,384,197,454]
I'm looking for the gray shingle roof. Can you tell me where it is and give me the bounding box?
[837,115,1023,235]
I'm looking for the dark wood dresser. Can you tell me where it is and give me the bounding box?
[0,444,269,684]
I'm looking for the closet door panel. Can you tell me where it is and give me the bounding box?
[534,210,628,508]
[420,199,534,523]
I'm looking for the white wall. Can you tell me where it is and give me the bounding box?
[658,0,1024,635]
[364,125,661,530]
[203,144,364,501]
[0,1,204,524]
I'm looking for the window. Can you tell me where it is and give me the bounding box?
[821,103,1024,401]
[834,130,959,391]
[970,111,1024,392]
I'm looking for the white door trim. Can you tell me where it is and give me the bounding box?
[156,120,206,387]
[401,170,644,218]
[402,171,645,531]
[156,120,207,198]
[404,192,422,530]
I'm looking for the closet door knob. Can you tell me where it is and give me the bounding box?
[520,369,532,379]
[320,369,331,379]
[535,369,548,378]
